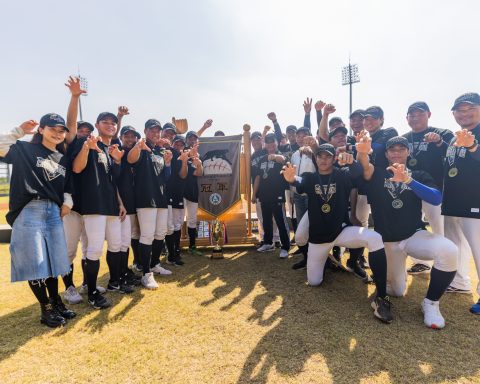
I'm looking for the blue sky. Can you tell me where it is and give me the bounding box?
[1,0,479,136]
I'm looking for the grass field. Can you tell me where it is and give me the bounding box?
[0,242,480,383]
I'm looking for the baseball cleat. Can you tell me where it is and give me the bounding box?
[371,296,393,324]
[422,298,445,329]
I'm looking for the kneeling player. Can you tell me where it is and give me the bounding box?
[356,134,458,329]
[282,144,391,323]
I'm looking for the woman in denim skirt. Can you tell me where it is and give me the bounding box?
[1,113,77,328]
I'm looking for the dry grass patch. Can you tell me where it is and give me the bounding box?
[0,244,479,383]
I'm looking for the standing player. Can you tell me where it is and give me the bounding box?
[127,119,173,289]
[72,112,129,309]
[282,145,390,322]
[442,93,480,314]
[184,131,204,256]
[402,102,454,274]
[252,133,290,257]
[357,134,457,328]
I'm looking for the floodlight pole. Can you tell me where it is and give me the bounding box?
[77,66,88,121]
[341,59,360,135]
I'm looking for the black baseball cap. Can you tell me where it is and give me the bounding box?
[407,101,430,114]
[39,113,69,131]
[386,136,409,150]
[163,123,177,133]
[186,131,198,139]
[145,119,162,130]
[173,135,186,144]
[251,131,262,140]
[328,117,344,128]
[364,106,384,119]
[315,143,336,157]
[328,126,348,139]
[286,125,297,133]
[264,133,277,143]
[96,112,118,124]
[451,92,480,111]
[77,121,94,132]
[350,109,365,119]
[214,130,225,136]
[296,126,311,135]
[120,125,141,139]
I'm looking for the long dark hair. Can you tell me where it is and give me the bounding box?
[31,130,67,154]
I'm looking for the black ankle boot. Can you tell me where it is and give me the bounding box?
[51,296,76,319]
[40,303,66,327]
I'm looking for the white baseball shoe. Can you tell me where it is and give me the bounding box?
[141,272,159,290]
[422,298,445,329]
[63,286,83,304]
[150,264,172,275]
[279,249,289,259]
[257,244,275,252]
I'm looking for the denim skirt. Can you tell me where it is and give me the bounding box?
[10,199,70,282]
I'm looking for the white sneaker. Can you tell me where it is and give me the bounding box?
[79,284,107,295]
[422,298,445,329]
[64,285,83,304]
[141,272,158,290]
[279,249,289,259]
[150,264,172,275]
[257,244,275,252]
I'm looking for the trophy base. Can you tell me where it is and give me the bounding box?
[211,248,224,259]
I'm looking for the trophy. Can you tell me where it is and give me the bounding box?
[211,218,224,259]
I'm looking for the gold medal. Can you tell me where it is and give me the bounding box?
[408,158,417,167]
[321,203,331,213]
[448,167,458,178]
[392,199,403,209]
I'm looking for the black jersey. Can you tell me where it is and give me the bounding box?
[403,127,453,188]
[370,127,398,169]
[66,137,83,213]
[116,148,136,214]
[294,163,362,244]
[2,141,70,226]
[251,149,267,184]
[183,157,200,203]
[253,153,289,203]
[167,148,187,208]
[442,124,480,219]
[71,138,120,216]
[364,167,437,242]
[131,144,170,209]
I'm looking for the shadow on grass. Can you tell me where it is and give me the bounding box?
[177,250,480,384]
[0,271,144,361]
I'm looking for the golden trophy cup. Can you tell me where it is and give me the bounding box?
[211,219,224,259]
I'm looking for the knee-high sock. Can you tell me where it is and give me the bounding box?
[174,230,182,256]
[165,234,175,260]
[139,243,152,275]
[188,227,196,248]
[106,251,119,284]
[85,259,100,296]
[120,250,129,278]
[369,248,387,298]
[426,268,456,301]
[131,238,140,266]
[291,217,297,233]
[45,277,59,299]
[348,248,364,263]
[151,239,164,267]
[81,259,87,286]
[62,264,74,289]
[28,280,49,304]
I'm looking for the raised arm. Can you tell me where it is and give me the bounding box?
[319,104,335,142]
[315,100,325,128]
[267,112,283,144]
[127,139,151,164]
[72,136,102,173]
[355,130,374,181]
[196,119,213,137]
[114,106,130,139]
[65,76,86,144]
[0,121,36,158]
[303,98,312,129]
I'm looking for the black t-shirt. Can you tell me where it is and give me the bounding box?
[71,138,119,216]
[167,148,187,208]
[66,137,83,213]
[363,167,437,242]
[442,124,480,218]
[116,148,136,214]
[2,141,70,226]
[251,149,267,184]
[402,127,453,188]
[294,164,361,244]
[253,153,288,203]
[183,158,199,203]
[370,127,399,169]
[131,144,170,209]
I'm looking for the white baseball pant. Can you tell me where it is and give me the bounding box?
[184,199,198,229]
[120,214,132,252]
[167,205,185,235]
[63,210,87,263]
[83,215,122,261]
[137,208,168,245]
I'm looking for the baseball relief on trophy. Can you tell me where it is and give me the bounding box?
[210,218,225,259]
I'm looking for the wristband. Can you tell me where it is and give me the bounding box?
[404,176,413,185]
[466,139,478,150]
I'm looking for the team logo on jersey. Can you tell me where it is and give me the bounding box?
[384,179,410,199]
[97,151,109,173]
[150,153,165,174]
[209,193,222,205]
[202,150,233,175]
[36,157,66,181]
[314,183,336,195]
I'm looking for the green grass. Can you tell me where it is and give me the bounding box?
[0,244,479,383]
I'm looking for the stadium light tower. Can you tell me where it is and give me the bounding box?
[341,59,360,122]
[77,66,88,121]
